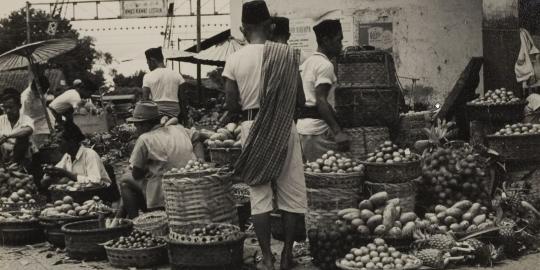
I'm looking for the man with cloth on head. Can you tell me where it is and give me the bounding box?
[297,19,350,162]
[117,101,204,219]
[142,47,187,123]
[222,1,306,269]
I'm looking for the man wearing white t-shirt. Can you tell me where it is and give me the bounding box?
[142,47,186,121]
[49,79,88,124]
[297,20,350,162]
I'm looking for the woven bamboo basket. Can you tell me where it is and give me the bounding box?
[486,133,540,162]
[307,188,360,211]
[270,211,306,242]
[104,243,168,268]
[61,219,133,260]
[336,49,399,88]
[132,211,169,237]
[344,127,390,160]
[363,180,417,212]
[466,101,527,123]
[0,195,47,212]
[39,215,99,247]
[167,223,245,270]
[0,216,44,246]
[162,172,238,233]
[335,87,401,128]
[305,171,363,190]
[362,156,421,184]
[209,147,242,166]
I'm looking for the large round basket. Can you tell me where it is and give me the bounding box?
[305,171,363,190]
[167,223,245,270]
[132,211,169,237]
[0,195,47,212]
[104,243,168,268]
[486,133,540,162]
[49,185,109,204]
[336,256,421,270]
[344,127,390,160]
[363,180,417,212]
[0,217,44,246]
[39,215,99,247]
[162,172,238,232]
[61,219,133,260]
[466,101,527,123]
[362,157,421,184]
[209,147,242,166]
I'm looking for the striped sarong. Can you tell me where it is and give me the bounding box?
[234,41,300,186]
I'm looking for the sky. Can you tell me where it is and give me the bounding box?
[1,0,231,82]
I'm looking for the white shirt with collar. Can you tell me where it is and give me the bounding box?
[49,89,83,114]
[55,146,111,185]
[296,52,338,135]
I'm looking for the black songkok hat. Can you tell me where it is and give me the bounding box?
[242,1,271,24]
[313,19,342,38]
[145,47,164,61]
[272,16,290,36]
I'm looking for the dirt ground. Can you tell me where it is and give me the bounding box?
[1,237,540,270]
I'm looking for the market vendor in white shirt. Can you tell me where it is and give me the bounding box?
[142,47,187,122]
[49,79,89,124]
[0,88,35,164]
[21,75,56,148]
[42,122,111,187]
[297,19,350,162]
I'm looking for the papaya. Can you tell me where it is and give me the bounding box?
[388,227,402,238]
[393,221,402,228]
[452,200,473,211]
[226,123,237,133]
[462,212,474,221]
[383,204,399,228]
[357,225,370,235]
[468,203,481,217]
[223,139,235,148]
[472,214,486,225]
[445,207,463,219]
[343,212,361,221]
[359,209,375,221]
[434,205,447,213]
[387,198,400,206]
[399,212,418,224]
[338,208,360,217]
[402,221,416,237]
[366,214,383,230]
[216,128,233,139]
[351,218,364,227]
[358,199,373,210]
[444,216,457,226]
[369,192,388,207]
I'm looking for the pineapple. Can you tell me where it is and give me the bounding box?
[416,248,466,269]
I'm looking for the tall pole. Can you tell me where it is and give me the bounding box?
[196,0,202,104]
[26,2,31,44]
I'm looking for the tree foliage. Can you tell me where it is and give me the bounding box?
[113,70,146,87]
[0,8,108,91]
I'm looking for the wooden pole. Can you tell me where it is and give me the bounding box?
[197,0,202,104]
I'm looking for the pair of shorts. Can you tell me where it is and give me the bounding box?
[240,121,308,215]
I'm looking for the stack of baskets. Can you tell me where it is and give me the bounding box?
[361,156,421,213]
[40,215,98,247]
[395,111,434,149]
[304,171,363,230]
[162,170,238,234]
[344,127,390,160]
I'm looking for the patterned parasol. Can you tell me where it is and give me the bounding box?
[0,38,77,71]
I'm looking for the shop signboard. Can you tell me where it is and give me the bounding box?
[358,22,393,51]
[120,0,168,18]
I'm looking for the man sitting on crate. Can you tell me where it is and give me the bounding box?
[297,19,350,162]
[116,101,204,219]
[222,1,307,269]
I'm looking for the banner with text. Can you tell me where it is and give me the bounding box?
[289,17,355,56]
[120,0,168,18]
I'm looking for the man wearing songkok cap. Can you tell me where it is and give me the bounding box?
[297,19,350,162]
[222,1,307,269]
[271,16,291,44]
[142,47,187,122]
[116,101,204,219]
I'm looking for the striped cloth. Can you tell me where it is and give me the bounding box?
[234,41,300,186]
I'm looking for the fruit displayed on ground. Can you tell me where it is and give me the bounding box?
[0,189,37,204]
[40,196,112,217]
[337,238,421,269]
[190,223,236,237]
[304,151,364,173]
[338,192,419,238]
[307,224,350,270]
[468,88,521,105]
[167,159,215,174]
[493,123,540,136]
[418,144,492,210]
[419,201,495,234]
[105,230,166,249]
[49,179,105,192]
[0,209,38,222]
[203,123,242,149]
[414,248,465,269]
[0,164,38,198]
[365,141,419,164]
